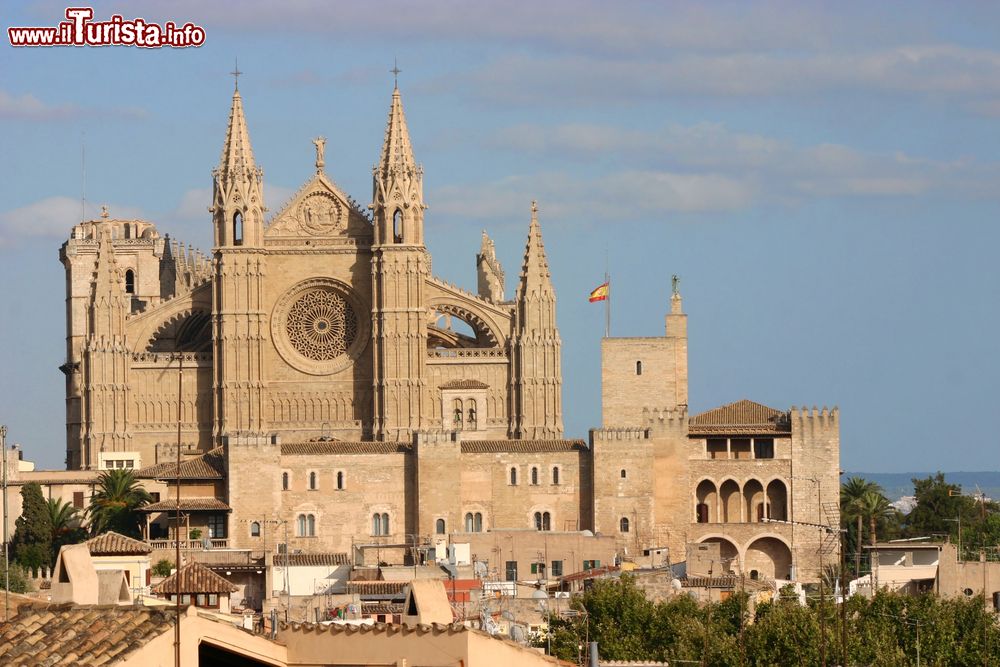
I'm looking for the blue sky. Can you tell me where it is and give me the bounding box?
[2,1,1000,472]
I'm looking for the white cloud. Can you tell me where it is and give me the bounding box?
[0,197,144,246]
[0,89,147,121]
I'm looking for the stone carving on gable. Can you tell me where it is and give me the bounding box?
[271,277,369,375]
[298,191,344,236]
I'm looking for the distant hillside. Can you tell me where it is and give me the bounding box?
[843,472,1000,503]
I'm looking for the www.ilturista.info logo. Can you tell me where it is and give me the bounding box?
[8,7,206,48]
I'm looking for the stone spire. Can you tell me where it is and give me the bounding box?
[515,201,555,306]
[212,87,264,248]
[90,226,128,338]
[477,230,505,303]
[372,85,424,245]
[218,89,257,186]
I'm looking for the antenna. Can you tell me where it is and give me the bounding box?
[81,132,86,222]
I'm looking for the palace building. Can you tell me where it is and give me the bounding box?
[57,82,840,582]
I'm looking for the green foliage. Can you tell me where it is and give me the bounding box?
[189,528,202,540]
[86,469,152,538]
[841,476,901,577]
[0,562,32,593]
[11,482,52,575]
[151,559,174,577]
[46,497,87,567]
[904,472,1000,555]
[540,575,1000,666]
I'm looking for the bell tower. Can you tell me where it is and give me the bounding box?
[210,82,268,442]
[370,83,429,441]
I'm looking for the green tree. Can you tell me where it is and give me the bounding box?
[11,482,52,576]
[0,562,31,593]
[857,490,897,547]
[46,497,87,566]
[87,469,152,538]
[151,558,174,577]
[841,476,888,576]
[905,473,975,540]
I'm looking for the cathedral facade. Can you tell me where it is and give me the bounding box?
[59,84,839,582]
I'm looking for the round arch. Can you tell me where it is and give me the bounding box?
[719,478,741,523]
[743,535,793,581]
[742,478,766,523]
[696,535,741,574]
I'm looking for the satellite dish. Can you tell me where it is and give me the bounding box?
[670,579,683,592]
[502,610,515,621]
[510,625,526,643]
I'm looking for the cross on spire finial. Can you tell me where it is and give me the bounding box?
[391,58,401,88]
[231,58,243,91]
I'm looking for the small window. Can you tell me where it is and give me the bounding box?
[635,360,642,375]
[297,514,307,536]
[505,561,518,582]
[250,521,261,537]
[282,472,289,491]
[465,512,474,532]
[753,438,775,459]
[510,467,518,486]
[535,511,551,531]
[534,512,542,531]
[180,594,191,605]
[307,514,316,536]
[336,471,344,490]
[150,492,160,503]
[620,517,630,533]
[393,209,403,243]
[233,211,244,246]
[73,492,84,509]
[551,560,563,577]
[552,467,560,485]
[124,269,135,294]
[474,512,483,532]
[208,593,218,607]
[309,471,317,490]
[750,570,759,581]
[372,514,382,536]
[382,512,390,535]
[196,593,206,606]
[620,469,627,479]
[531,467,539,485]
[436,518,446,535]
[964,588,974,597]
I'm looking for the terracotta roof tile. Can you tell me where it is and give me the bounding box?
[137,446,225,480]
[87,531,152,555]
[688,399,790,435]
[0,604,175,665]
[461,439,587,454]
[141,497,230,512]
[151,561,238,595]
[274,552,350,567]
[281,441,409,455]
[439,379,490,389]
[346,580,407,596]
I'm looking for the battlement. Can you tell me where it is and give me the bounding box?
[590,427,651,443]
[790,405,839,424]
[414,430,460,446]
[642,406,689,426]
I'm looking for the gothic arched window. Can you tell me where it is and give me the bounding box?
[250,521,260,537]
[282,472,289,491]
[309,471,317,490]
[297,514,306,536]
[381,512,390,535]
[124,269,135,294]
[552,467,560,485]
[636,360,642,375]
[531,467,539,485]
[465,513,474,532]
[436,518,446,534]
[307,514,316,536]
[620,517,630,533]
[510,467,518,486]
[233,211,244,246]
[542,511,551,531]
[474,512,483,532]
[372,513,382,536]
[393,209,403,243]
[336,471,344,490]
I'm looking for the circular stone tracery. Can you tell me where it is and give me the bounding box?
[286,289,357,360]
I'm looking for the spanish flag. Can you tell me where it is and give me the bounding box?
[589,282,609,302]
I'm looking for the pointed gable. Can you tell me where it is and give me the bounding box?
[689,399,790,435]
[265,173,372,240]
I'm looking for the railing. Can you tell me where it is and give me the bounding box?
[149,538,229,550]
[428,348,507,359]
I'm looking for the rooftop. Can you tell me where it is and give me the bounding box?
[151,561,238,595]
[689,399,791,435]
[136,446,225,480]
[281,441,409,455]
[461,439,588,454]
[87,530,153,556]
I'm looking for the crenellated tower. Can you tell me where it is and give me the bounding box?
[509,202,563,439]
[370,84,429,441]
[80,226,133,467]
[210,85,268,442]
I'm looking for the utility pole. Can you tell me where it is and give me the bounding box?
[2,424,9,621]
[173,354,183,667]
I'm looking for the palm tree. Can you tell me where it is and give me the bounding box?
[841,477,882,578]
[855,489,897,591]
[87,469,152,538]
[46,497,86,566]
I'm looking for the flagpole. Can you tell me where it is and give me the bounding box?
[605,270,610,338]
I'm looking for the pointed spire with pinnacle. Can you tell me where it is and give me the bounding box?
[372,82,424,244]
[477,229,505,302]
[516,200,555,300]
[91,226,127,338]
[218,88,257,185]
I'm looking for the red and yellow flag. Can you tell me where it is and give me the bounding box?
[589,282,609,302]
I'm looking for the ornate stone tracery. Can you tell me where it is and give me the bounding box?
[286,288,357,360]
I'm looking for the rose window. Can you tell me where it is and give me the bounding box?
[285,289,358,361]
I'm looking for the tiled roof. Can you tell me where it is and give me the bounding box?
[281,441,409,455]
[152,561,238,595]
[461,439,588,454]
[0,604,175,665]
[439,379,490,389]
[681,575,740,588]
[0,593,42,622]
[87,530,152,555]
[275,552,350,567]
[141,497,231,512]
[362,602,404,615]
[346,580,407,596]
[137,446,225,480]
[688,399,790,435]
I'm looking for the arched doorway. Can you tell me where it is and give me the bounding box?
[744,537,793,581]
[719,479,741,523]
[766,479,788,521]
[695,479,718,523]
